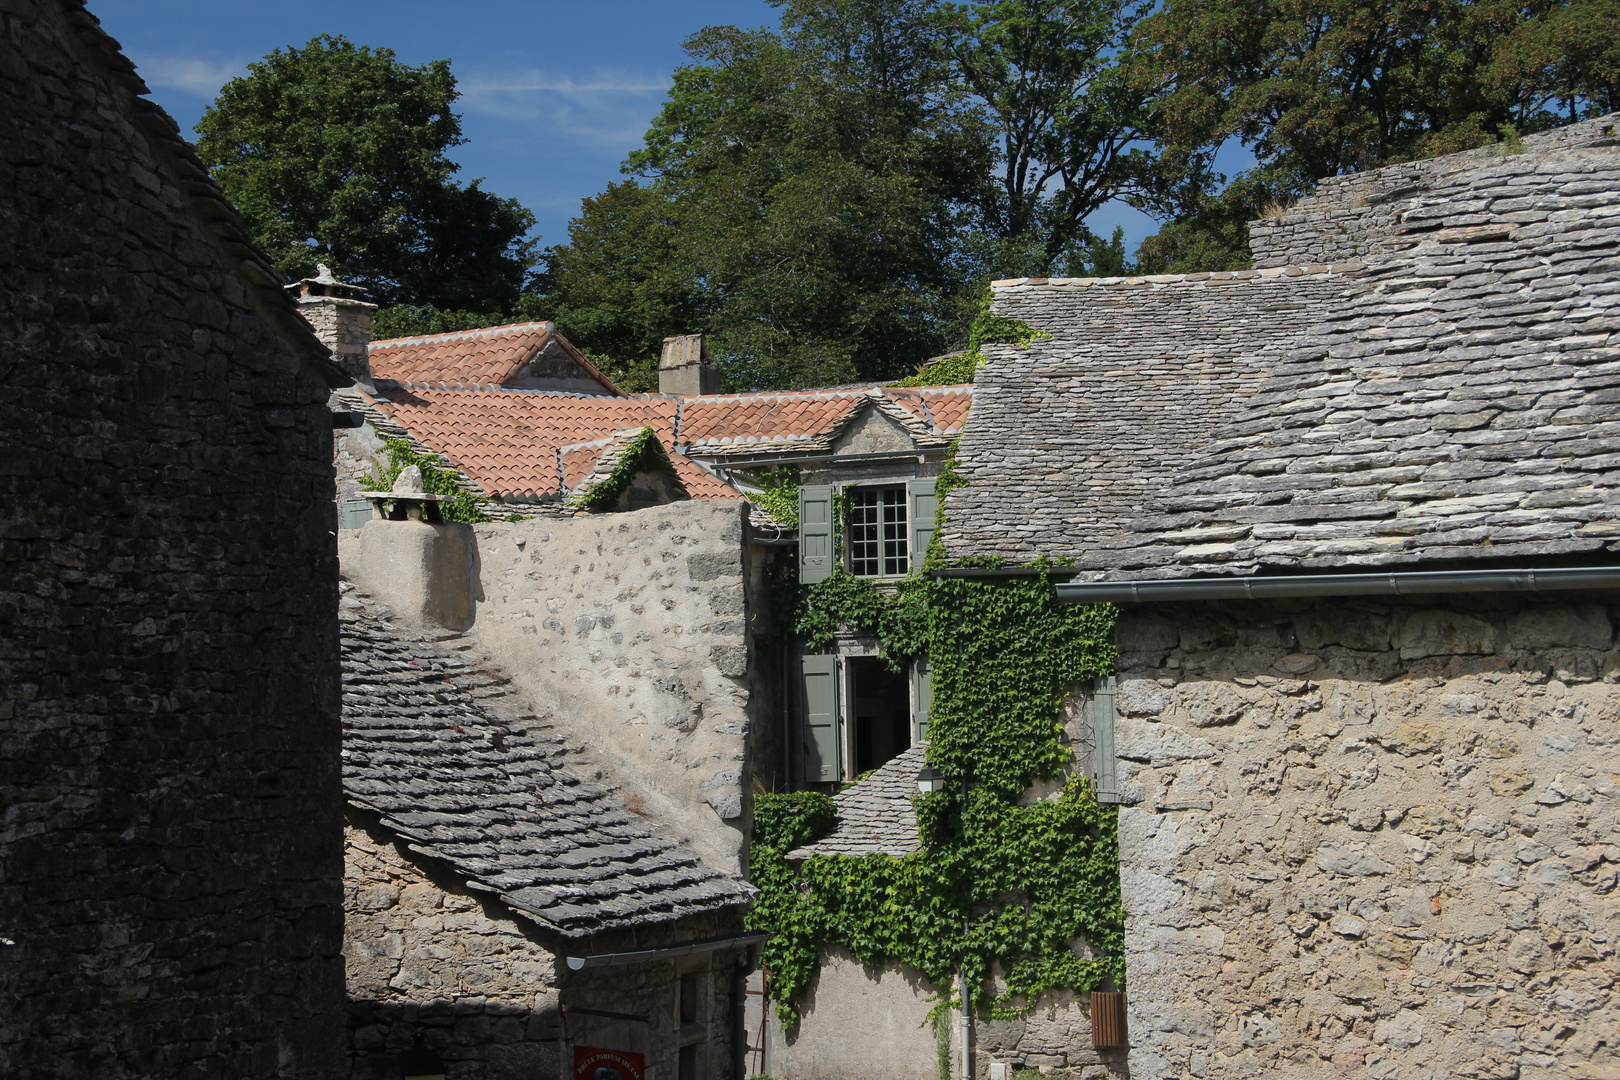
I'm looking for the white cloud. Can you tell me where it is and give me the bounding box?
[459,66,673,149]
[131,54,246,99]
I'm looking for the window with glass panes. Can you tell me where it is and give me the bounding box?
[848,487,908,576]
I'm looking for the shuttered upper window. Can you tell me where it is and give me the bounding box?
[849,487,907,576]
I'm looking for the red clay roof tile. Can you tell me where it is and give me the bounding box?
[368,322,622,395]
[366,382,973,503]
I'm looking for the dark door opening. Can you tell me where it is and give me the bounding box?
[851,657,910,775]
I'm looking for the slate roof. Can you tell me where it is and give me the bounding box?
[340,590,752,936]
[1082,122,1620,577]
[787,746,927,860]
[947,118,1620,575]
[368,321,621,394]
[944,267,1359,560]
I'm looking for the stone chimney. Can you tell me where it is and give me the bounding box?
[658,333,718,396]
[288,264,376,387]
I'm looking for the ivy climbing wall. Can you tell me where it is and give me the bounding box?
[751,568,1129,1078]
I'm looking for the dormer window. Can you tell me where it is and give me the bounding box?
[849,487,908,576]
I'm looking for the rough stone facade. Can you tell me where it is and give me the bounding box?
[941,115,1620,1080]
[344,819,748,1080]
[466,503,773,874]
[1249,114,1620,269]
[946,268,1359,561]
[1,1,346,1075]
[1112,595,1620,1080]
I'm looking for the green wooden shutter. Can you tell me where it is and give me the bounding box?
[1092,675,1121,804]
[799,484,834,583]
[911,656,932,743]
[801,654,840,782]
[908,479,938,572]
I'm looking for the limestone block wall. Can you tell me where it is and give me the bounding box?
[345,819,563,1080]
[469,502,771,875]
[1111,595,1620,1080]
[977,990,1125,1079]
[345,818,746,1080]
[1,2,345,1075]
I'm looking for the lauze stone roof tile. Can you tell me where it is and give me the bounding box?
[1092,124,1620,577]
[787,745,927,860]
[949,113,1620,576]
[340,591,751,936]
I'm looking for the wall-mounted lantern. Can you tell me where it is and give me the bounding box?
[400,1031,447,1080]
[916,766,946,794]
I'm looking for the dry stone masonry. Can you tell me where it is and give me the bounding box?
[1113,596,1619,1079]
[1,1,348,1074]
[339,587,753,1079]
[1249,116,1620,270]
[465,502,774,874]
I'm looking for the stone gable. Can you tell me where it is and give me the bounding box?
[1,1,347,1075]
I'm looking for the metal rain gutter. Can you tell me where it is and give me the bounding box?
[1054,566,1620,604]
[565,931,772,972]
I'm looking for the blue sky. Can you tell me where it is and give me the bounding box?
[92,0,1181,262]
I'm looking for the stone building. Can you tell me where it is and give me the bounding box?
[1,1,349,1076]
[339,585,756,1079]
[944,114,1620,1079]
[327,319,971,858]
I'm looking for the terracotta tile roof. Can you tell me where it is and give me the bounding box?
[359,381,974,505]
[366,388,676,499]
[889,386,972,433]
[368,321,622,395]
[676,386,972,455]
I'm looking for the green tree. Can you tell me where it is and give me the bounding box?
[940,0,1155,273]
[1127,0,1618,272]
[545,1,994,390]
[540,181,702,392]
[196,35,537,311]
[1135,0,1620,210]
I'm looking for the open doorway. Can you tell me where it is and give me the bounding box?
[850,657,911,775]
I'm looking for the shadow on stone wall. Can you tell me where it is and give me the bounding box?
[347,997,563,1080]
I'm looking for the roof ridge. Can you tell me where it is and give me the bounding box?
[992,263,1363,289]
[379,381,619,399]
[369,320,556,350]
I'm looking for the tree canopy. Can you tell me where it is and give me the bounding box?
[1130,0,1620,270]
[205,6,1615,387]
[196,35,537,312]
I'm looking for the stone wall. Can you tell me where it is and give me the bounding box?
[1111,594,1620,1080]
[947,269,1357,561]
[345,817,747,1080]
[467,502,771,875]
[1248,112,1620,268]
[0,2,345,1075]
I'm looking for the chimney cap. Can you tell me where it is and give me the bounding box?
[286,262,372,301]
[659,333,712,370]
